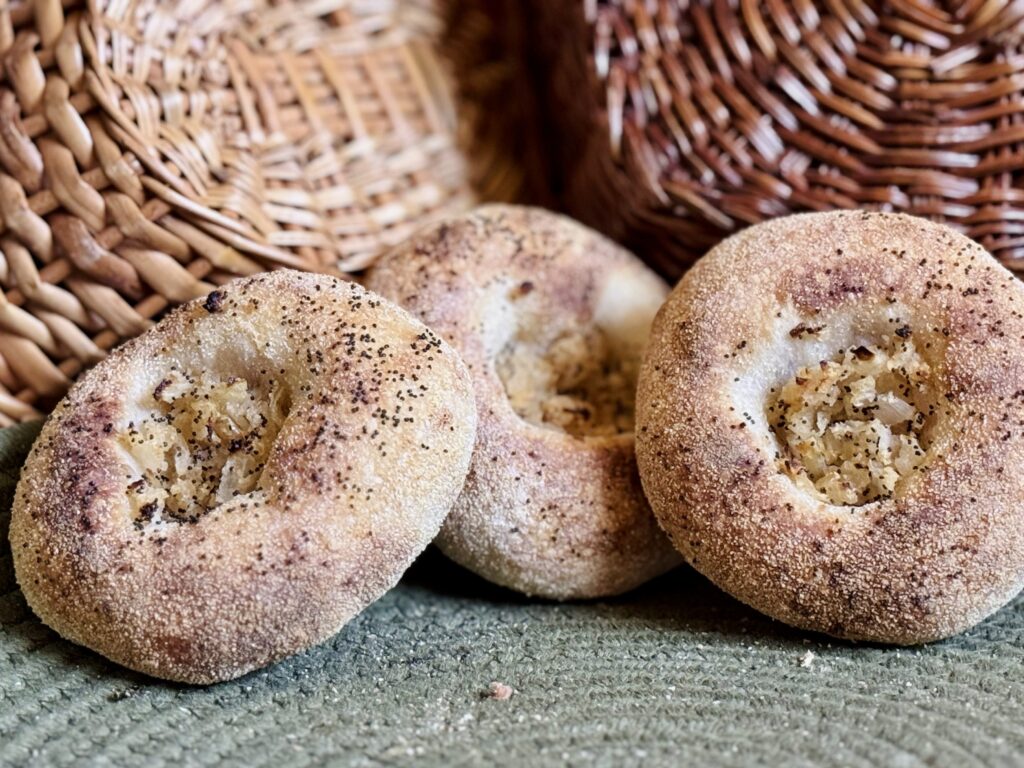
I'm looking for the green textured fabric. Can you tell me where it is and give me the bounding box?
[1,421,1023,767]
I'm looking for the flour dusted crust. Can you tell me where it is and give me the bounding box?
[636,211,1024,644]
[10,271,477,683]
[367,205,680,599]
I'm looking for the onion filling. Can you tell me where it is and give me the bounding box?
[767,332,930,505]
[497,326,636,438]
[120,367,289,524]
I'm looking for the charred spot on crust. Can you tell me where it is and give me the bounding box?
[204,290,225,313]
[512,280,535,298]
[153,378,173,400]
[789,323,825,339]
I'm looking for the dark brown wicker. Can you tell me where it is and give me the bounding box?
[447,0,1024,280]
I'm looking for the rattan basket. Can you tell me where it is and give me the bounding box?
[0,0,472,422]
[450,0,1024,280]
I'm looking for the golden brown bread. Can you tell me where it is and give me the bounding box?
[10,271,477,683]
[636,211,1024,644]
[367,205,680,599]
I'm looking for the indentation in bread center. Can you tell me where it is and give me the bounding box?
[120,366,290,524]
[767,331,931,505]
[497,325,637,438]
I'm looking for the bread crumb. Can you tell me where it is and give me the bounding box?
[107,686,140,702]
[487,681,514,700]
[799,650,816,668]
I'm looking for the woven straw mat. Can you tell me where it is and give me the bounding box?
[0,417,1022,766]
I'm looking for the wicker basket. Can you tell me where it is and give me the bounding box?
[449,0,1024,280]
[0,0,472,422]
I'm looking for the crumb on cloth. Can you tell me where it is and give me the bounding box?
[486,681,514,700]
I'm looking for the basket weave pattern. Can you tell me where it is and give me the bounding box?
[0,0,469,421]
[452,1,1024,280]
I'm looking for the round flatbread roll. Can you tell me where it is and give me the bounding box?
[10,271,477,683]
[367,205,680,599]
[637,211,1024,644]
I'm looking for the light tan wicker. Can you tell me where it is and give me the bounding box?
[0,0,471,421]
[450,0,1024,280]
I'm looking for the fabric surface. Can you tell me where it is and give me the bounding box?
[1,421,1022,767]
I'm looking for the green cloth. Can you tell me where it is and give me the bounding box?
[1,420,1022,767]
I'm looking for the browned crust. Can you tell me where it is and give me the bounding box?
[636,211,1024,644]
[367,205,680,599]
[10,271,477,683]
